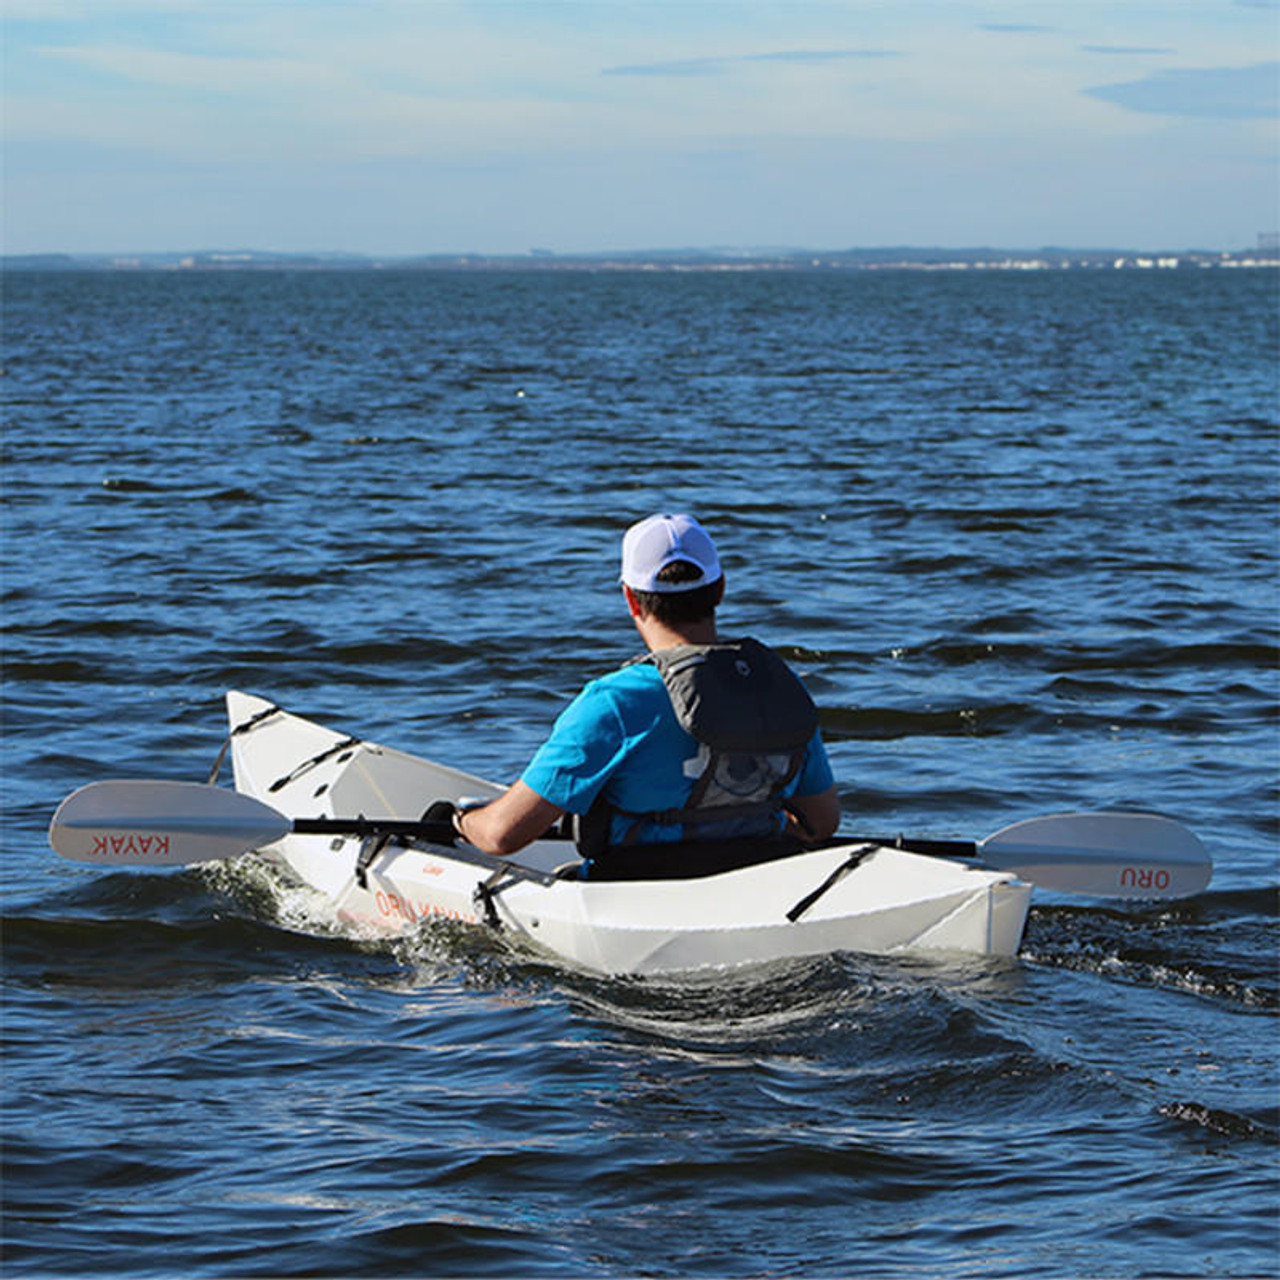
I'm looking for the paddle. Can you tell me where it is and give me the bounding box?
[866,810,1212,899]
[48,780,1212,899]
[46,779,563,890]
[48,780,467,867]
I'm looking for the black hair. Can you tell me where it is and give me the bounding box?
[631,560,724,624]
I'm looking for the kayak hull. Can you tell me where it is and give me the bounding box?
[226,691,1032,975]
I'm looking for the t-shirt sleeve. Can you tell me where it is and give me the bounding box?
[793,727,835,797]
[519,681,631,815]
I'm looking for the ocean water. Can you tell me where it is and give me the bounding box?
[2,266,1277,1278]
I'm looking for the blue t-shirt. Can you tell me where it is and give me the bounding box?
[520,660,834,846]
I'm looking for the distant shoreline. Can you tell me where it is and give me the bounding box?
[5,245,1279,272]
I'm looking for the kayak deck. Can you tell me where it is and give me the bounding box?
[225,691,1032,975]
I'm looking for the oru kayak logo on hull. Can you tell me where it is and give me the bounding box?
[88,834,171,858]
[1120,866,1171,891]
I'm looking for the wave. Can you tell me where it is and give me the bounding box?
[1021,892,1279,1011]
[1157,1100,1279,1142]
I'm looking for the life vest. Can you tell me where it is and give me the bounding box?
[576,637,819,858]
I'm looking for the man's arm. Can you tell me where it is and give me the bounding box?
[455,781,565,857]
[786,785,842,842]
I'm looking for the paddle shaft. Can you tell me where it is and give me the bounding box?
[857,835,976,859]
[293,815,461,843]
[292,816,969,857]
[285,817,912,865]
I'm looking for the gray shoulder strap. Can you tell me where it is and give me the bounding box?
[650,637,817,751]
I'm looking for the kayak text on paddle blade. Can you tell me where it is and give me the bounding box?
[49,780,293,867]
[977,811,1212,898]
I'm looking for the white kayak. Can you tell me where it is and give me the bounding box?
[223,691,1034,974]
[48,693,1212,976]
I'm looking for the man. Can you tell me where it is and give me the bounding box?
[450,513,841,877]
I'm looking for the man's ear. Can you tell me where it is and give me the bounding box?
[622,584,645,619]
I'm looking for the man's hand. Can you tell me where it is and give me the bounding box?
[454,782,565,857]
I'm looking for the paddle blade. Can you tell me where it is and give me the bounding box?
[978,811,1211,898]
[50,781,292,867]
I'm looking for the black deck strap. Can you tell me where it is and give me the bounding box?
[206,704,284,784]
[473,865,523,929]
[354,830,395,890]
[268,736,362,794]
[786,844,879,923]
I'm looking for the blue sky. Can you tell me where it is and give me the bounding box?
[3,1,1277,255]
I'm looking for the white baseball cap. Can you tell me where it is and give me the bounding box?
[620,513,722,593]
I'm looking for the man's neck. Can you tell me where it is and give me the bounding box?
[637,615,718,653]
